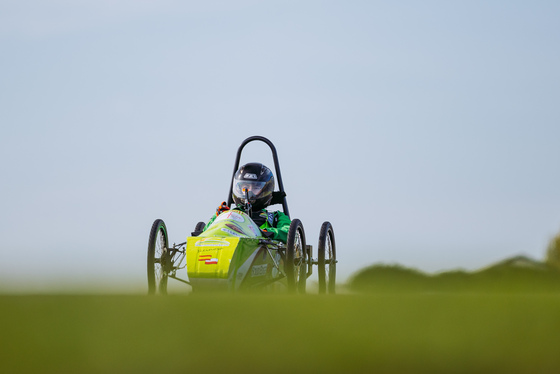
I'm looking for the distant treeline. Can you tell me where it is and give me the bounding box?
[348,257,560,293]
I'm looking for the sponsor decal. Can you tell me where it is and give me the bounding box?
[221,228,243,237]
[251,264,268,277]
[198,255,218,265]
[230,212,245,222]
[244,173,258,179]
[225,222,247,235]
[247,224,260,237]
[195,239,230,247]
[215,211,245,223]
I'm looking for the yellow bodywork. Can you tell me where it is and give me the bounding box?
[186,237,240,279]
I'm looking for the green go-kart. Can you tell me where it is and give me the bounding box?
[146,136,336,294]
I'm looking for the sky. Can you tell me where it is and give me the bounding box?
[1,0,559,292]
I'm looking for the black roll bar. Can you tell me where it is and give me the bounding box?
[227,136,290,218]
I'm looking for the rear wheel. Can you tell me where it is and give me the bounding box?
[192,221,206,236]
[147,219,169,295]
[285,219,307,293]
[318,222,336,294]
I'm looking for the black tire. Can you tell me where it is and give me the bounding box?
[147,219,169,295]
[195,221,206,232]
[318,221,336,294]
[191,221,206,237]
[285,219,307,293]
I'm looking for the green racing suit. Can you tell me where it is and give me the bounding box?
[204,207,291,243]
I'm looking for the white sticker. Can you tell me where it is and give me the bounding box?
[251,264,268,277]
[195,239,230,247]
[215,211,245,223]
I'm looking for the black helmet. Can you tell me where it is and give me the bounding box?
[232,163,275,210]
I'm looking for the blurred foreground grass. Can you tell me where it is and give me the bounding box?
[2,292,560,373]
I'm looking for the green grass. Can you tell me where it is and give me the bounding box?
[2,293,560,373]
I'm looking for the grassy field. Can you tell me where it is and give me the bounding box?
[2,292,560,373]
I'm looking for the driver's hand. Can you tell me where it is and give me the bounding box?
[216,201,230,216]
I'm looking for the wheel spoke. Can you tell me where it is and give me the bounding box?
[325,233,332,283]
[286,219,306,293]
[318,223,336,294]
[147,220,169,295]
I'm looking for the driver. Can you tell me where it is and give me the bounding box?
[203,163,291,243]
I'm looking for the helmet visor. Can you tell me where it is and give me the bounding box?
[233,180,267,203]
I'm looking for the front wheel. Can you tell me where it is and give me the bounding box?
[285,219,307,293]
[318,221,336,294]
[147,219,169,295]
